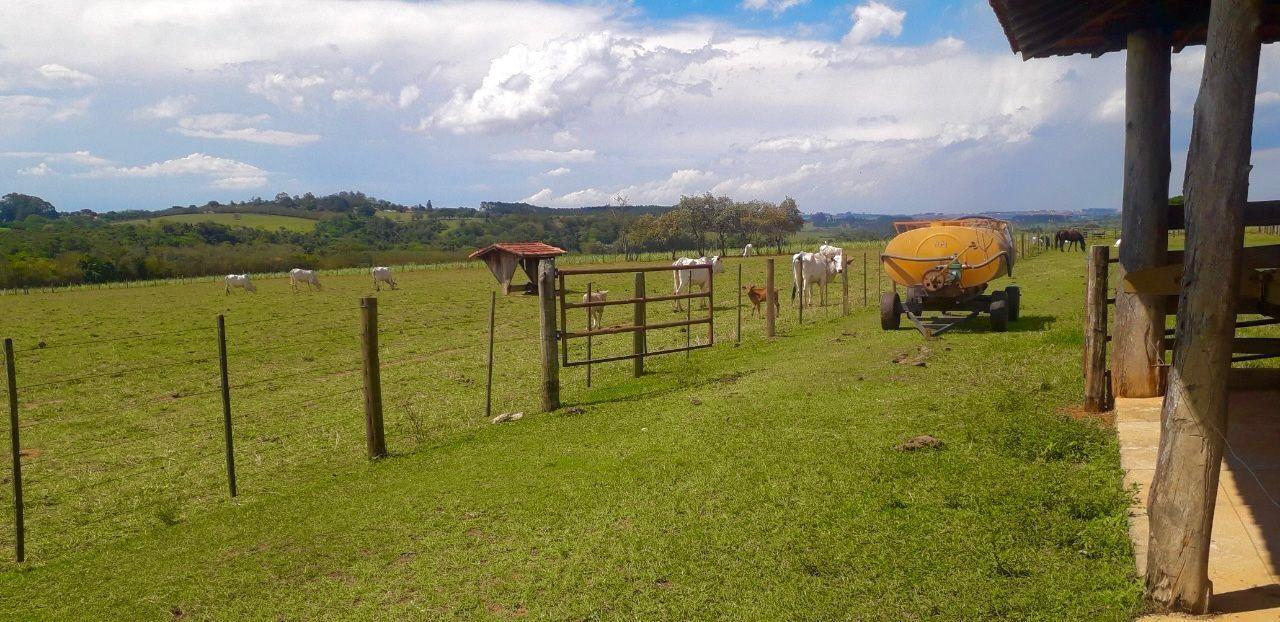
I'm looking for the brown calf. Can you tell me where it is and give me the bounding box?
[744,284,780,318]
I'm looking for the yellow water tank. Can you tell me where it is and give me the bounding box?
[881,218,1014,290]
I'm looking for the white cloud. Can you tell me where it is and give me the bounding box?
[844,2,906,45]
[247,72,328,111]
[398,85,421,108]
[82,152,269,189]
[171,113,320,146]
[34,63,96,88]
[17,162,53,176]
[133,95,197,120]
[0,150,112,166]
[1095,89,1125,121]
[740,0,807,15]
[749,136,844,153]
[0,95,88,126]
[544,167,571,176]
[493,148,596,163]
[526,168,715,207]
[331,87,393,108]
[1259,91,1280,106]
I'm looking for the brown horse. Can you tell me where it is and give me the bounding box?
[1055,229,1085,251]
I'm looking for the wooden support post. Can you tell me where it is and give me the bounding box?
[216,316,237,498]
[538,259,561,410]
[633,272,645,377]
[484,291,495,419]
[841,262,849,316]
[585,282,593,388]
[4,339,24,563]
[1084,245,1110,413]
[1147,0,1262,612]
[765,259,776,338]
[707,265,714,346]
[1114,28,1171,399]
[360,298,387,459]
[736,264,742,344]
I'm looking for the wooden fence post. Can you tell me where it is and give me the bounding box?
[216,316,237,498]
[862,252,868,306]
[360,297,387,458]
[633,272,646,377]
[484,291,495,419]
[736,264,742,344]
[1083,245,1110,412]
[585,282,593,388]
[538,259,561,410]
[841,262,849,316]
[765,259,776,338]
[4,339,24,563]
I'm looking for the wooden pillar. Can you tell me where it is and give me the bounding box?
[1084,245,1110,412]
[537,258,561,411]
[1113,28,1171,399]
[765,259,776,338]
[1146,0,1262,613]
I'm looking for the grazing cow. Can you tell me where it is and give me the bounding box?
[289,268,322,292]
[817,243,846,273]
[791,252,836,308]
[742,243,754,257]
[672,256,725,311]
[372,266,397,291]
[1055,229,1085,252]
[224,274,257,295]
[744,284,779,317]
[582,290,609,329]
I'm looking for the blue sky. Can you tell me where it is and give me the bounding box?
[2,0,1279,214]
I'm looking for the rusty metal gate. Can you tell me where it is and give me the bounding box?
[556,263,714,374]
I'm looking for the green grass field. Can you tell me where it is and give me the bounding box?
[117,212,320,233]
[0,244,1148,620]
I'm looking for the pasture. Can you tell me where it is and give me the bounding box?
[116,212,320,233]
[0,246,1144,620]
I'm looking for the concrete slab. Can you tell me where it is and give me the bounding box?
[1115,393,1280,621]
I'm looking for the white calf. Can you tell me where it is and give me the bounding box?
[672,256,725,311]
[289,268,322,292]
[372,266,397,291]
[582,290,609,329]
[741,243,754,257]
[224,274,257,294]
[791,252,835,308]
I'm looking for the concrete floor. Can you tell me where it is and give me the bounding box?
[1117,393,1280,621]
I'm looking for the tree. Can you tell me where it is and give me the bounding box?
[0,193,57,223]
[760,196,804,254]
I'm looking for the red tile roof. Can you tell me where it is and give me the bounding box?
[468,242,567,259]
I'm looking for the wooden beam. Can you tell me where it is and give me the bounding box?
[1167,199,1280,229]
[1113,28,1171,399]
[1084,245,1111,412]
[1146,0,1263,613]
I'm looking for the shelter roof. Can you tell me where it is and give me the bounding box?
[468,242,567,260]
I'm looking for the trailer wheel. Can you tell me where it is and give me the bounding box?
[990,291,1009,332]
[880,292,902,330]
[1005,286,1021,322]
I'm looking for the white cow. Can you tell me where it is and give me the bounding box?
[672,256,725,311]
[791,252,835,308]
[289,268,322,292]
[372,266,397,291]
[741,243,754,257]
[582,290,609,329]
[817,243,846,273]
[224,274,257,294]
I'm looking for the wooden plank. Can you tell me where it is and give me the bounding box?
[1164,336,1280,354]
[1168,199,1280,229]
[537,259,560,411]
[564,343,712,367]
[558,264,712,276]
[1145,0,1263,613]
[1084,245,1111,412]
[563,317,710,339]
[561,291,708,309]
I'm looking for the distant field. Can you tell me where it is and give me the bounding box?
[118,212,319,233]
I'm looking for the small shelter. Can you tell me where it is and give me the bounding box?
[469,242,567,295]
[989,0,1280,614]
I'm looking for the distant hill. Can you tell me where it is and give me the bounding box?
[115,212,319,233]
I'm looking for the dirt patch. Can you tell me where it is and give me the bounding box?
[895,435,944,451]
[17,448,43,459]
[390,552,416,566]
[890,345,933,367]
[1060,405,1115,429]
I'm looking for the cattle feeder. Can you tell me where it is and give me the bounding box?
[878,217,1019,337]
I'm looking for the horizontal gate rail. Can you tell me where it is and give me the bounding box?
[563,317,711,339]
[557,264,711,276]
[563,343,712,367]
[562,291,708,309]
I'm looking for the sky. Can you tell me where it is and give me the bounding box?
[2,0,1280,214]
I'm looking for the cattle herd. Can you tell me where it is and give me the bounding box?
[224,267,396,294]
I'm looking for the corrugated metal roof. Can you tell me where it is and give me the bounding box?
[467,242,567,259]
[989,0,1280,59]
